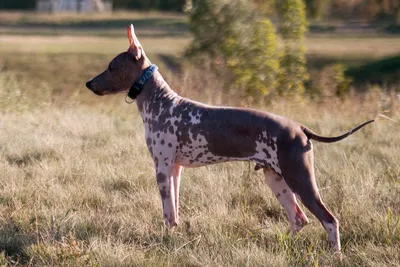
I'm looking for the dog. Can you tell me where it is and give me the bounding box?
[86,25,373,253]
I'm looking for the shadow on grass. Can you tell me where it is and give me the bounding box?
[306,54,376,70]
[158,53,182,73]
[0,220,36,264]
[6,149,60,167]
[307,54,400,91]
[345,54,400,87]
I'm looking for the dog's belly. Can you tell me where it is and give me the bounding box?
[176,142,281,173]
[176,147,237,167]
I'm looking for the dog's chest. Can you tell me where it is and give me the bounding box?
[143,117,220,168]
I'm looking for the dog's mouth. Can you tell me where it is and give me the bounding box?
[93,90,105,96]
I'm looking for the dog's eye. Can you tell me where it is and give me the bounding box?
[108,64,114,72]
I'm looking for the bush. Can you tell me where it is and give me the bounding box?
[185,0,280,100]
[277,0,309,97]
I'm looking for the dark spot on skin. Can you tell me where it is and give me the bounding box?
[153,140,156,145]
[160,187,168,199]
[276,193,281,198]
[262,148,271,159]
[283,189,287,194]
[174,121,179,126]
[169,126,174,134]
[157,133,160,138]
[157,173,166,183]
[164,213,168,219]
[168,143,172,147]
[154,156,158,166]
[146,138,152,146]
[161,140,165,145]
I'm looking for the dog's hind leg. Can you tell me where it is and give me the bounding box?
[280,147,341,253]
[263,168,309,233]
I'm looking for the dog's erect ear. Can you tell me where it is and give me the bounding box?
[127,24,143,60]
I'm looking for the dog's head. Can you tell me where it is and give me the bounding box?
[86,25,151,96]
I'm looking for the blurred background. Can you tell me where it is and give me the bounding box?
[0,0,399,107]
[0,1,399,266]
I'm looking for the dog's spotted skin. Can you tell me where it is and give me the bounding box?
[86,25,374,254]
[139,77,281,172]
[135,73,315,232]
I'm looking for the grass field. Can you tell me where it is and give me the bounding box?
[0,11,400,266]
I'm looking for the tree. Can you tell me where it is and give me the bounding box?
[185,0,280,99]
[304,0,330,20]
[277,0,308,96]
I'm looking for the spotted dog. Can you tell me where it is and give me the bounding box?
[86,25,374,254]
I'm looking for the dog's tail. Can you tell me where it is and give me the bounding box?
[302,119,374,143]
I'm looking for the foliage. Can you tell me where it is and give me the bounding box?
[277,0,308,97]
[229,20,280,98]
[113,0,186,11]
[306,64,351,99]
[304,0,330,20]
[185,0,280,99]
[330,64,351,98]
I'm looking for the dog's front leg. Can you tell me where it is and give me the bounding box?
[156,164,178,227]
[172,164,182,223]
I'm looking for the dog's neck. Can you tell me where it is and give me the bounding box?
[135,71,180,115]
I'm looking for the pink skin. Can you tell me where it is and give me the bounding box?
[172,164,183,223]
[263,169,309,232]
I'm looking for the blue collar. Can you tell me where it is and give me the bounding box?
[127,64,158,99]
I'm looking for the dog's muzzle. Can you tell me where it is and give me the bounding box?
[86,81,105,95]
[86,81,92,89]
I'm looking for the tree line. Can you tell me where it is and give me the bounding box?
[1,0,399,23]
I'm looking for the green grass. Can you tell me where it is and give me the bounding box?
[0,11,399,266]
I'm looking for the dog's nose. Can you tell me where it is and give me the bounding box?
[86,81,92,89]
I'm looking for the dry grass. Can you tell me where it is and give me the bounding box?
[0,10,184,25]
[1,82,399,266]
[0,35,190,55]
[0,11,399,266]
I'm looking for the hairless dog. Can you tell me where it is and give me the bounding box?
[86,25,374,254]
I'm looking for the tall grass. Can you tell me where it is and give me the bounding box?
[1,62,399,266]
